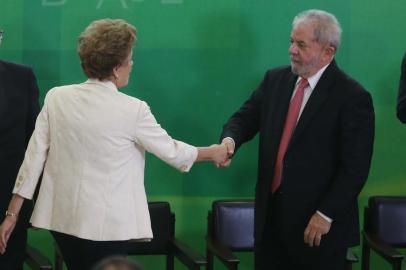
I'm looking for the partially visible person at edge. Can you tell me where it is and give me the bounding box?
[0,19,228,270]
[397,52,406,122]
[0,28,40,270]
[218,10,375,270]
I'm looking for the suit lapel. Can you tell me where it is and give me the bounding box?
[264,71,297,169]
[289,61,339,143]
[275,74,297,113]
[267,72,297,139]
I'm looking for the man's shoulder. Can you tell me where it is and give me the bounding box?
[323,61,370,98]
[260,65,294,86]
[0,60,33,74]
[335,68,369,96]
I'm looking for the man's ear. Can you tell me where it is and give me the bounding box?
[324,46,336,59]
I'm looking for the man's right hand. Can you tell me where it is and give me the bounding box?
[216,138,235,167]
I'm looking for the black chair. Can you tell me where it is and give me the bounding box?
[206,199,358,270]
[127,201,206,270]
[361,196,406,270]
[346,248,359,270]
[206,200,254,270]
[54,201,206,270]
[25,244,53,270]
[54,241,63,270]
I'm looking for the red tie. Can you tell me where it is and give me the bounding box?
[271,78,309,193]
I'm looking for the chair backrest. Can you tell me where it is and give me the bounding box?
[366,196,406,246]
[211,200,255,251]
[127,202,174,254]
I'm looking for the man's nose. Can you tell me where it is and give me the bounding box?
[289,43,298,54]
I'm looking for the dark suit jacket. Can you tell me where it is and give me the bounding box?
[0,60,40,231]
[397,53,406,123]
[221,60,375,248]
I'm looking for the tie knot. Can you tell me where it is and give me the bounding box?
[298,78,309,90]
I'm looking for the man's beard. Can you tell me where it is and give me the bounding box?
[290,55,321,77]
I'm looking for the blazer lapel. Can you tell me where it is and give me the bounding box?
[290,61,339,143]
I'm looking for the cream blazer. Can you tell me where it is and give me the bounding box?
[13,79,198,241]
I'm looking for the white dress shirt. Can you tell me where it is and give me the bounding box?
[13,79,198,241]
[293,63,329,121]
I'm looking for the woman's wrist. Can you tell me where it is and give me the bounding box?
[5,210,18,221]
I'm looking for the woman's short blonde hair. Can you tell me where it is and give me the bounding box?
[78,19,136,80]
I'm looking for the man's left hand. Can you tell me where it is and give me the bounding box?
[304,212,331,247]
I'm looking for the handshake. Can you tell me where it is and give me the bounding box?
[198,138,235,167]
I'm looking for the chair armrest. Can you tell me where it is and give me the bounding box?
[346,248,358,263]
[206,238,239,265]
[171,238,206,269]
[363,232,404,264]
[25,245,53,270]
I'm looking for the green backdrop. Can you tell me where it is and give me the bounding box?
[1,0,406,269]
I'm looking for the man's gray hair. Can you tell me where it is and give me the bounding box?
[293,9,342,50]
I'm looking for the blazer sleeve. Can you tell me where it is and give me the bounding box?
[134,101,198,172]
[13,90,52,199]
[397,53,406,123]
[318,90,375,220]
[220,71,269,152]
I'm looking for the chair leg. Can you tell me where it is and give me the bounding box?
[393,261,402,270]
[347,261,352,270]
[361,241,370,270]
[225,262,238,270]
[207,249,213,270]
[166,254,174,270]
[55,250,63,270]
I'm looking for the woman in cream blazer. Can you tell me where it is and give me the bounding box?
[0,19,227,270]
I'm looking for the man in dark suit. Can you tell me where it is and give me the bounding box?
[397,53,406,122]
[218,10,375,270]
[0,29,40,270]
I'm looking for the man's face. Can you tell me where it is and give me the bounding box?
[289,23,331,78]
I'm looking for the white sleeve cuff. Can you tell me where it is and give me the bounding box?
[317,210,333,223]
[222,137,235,149]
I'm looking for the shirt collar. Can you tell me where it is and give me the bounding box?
[296,62,330,90]
[84,79,118,92]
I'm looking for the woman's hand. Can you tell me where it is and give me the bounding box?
[196,144,229,164]
[216,139,234,167]
[209,144,228,165]
[0,216,18,254]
